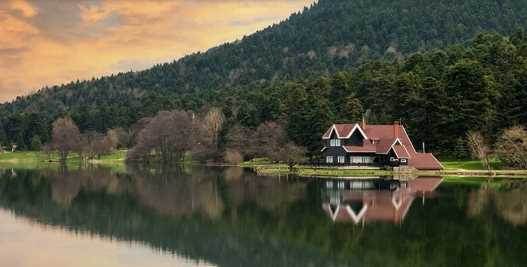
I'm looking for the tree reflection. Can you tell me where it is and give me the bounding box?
[0,168,527,267]
[467,180,527,226]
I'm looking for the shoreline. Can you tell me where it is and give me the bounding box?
[1,151,527,179]
[244,164,527,178]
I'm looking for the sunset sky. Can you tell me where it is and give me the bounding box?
[0,0,314,103]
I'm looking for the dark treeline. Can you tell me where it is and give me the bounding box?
[2,0,527,153]
[2,32,527,160]
[228,32,527,159]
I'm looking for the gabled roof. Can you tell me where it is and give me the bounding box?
[322,124,368,139]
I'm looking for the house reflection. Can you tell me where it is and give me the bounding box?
[321,177,443,224]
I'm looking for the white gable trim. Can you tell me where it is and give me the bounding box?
[345,204,368,224]
[324,204,368,224]
[392,193,403,210]
[322,125,338,140]
[381,138,402,155]
[344,124,368,139]
[322,124,368,140]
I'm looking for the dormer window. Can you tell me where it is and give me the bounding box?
[330,139,341,147]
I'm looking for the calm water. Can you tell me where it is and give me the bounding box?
[0,167,526,267]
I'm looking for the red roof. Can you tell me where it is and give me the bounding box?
[393,144,410,158]
[322,124,364,139]
[409,153,444,170]
[343,144,377,153]
[322,123,443,170]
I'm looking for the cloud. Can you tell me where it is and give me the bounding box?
[8,0,37,17]
[0,0,314,103]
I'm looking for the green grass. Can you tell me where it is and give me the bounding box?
[0,150,127,171]
[441,159,503,170]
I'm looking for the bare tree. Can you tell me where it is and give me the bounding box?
[467,131,492,175]
[107,128,131,149]
[204,107,225,149]
[274,142,307,171]
[225,125,251,154]
[223,149,243,164]
[127,110,208,163]
[253,121,287,159]
[51,117,81,163]
[496,126,527,169]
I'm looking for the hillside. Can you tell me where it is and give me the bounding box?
[2,0,527,151]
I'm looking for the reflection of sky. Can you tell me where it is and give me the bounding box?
[0,0,314,103]
[0,209,216,267]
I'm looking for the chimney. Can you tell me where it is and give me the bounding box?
[393,121,400,138]
[362,116,367,129]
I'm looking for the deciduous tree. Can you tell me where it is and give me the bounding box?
[51,117,81,163]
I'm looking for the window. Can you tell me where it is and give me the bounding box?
[326,156,334,164]
[338,156,345,164]
[400,158,407,163]
[350,156,362,164]
[362,156,374,164]
[330,139,341,147]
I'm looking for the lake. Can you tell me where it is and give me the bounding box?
[0,166,525,267]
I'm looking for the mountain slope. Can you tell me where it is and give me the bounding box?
[2,0,527,148]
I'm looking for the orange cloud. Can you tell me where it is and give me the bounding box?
[0,0,314,103]
[8,0,37,18]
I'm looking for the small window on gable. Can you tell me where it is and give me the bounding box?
[330,139,341,147]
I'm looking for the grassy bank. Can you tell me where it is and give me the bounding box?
[242,158,527,178]
[0,150,126,171]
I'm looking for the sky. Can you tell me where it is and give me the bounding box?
[0,0,314,103]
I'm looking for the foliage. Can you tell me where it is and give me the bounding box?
[496,126,527,169]
[466,131,493,174]
[226,121,306,166]
[127,110,211,163]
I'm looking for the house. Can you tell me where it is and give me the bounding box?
[321,177,443,224]
[321,121,443,170]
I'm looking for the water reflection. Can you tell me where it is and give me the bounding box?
[0,167,526,267]
[468,180,527,226]
[321,177,443,224]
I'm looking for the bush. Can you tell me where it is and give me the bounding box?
[496,126,527,169]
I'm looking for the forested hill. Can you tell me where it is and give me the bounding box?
[2,0,527,151]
